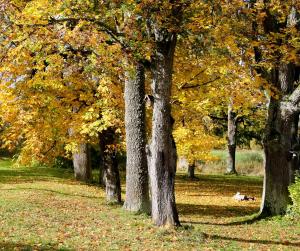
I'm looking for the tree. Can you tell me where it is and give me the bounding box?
[123,62,150,213]
[72,143,92,182]
[252,3,300,216]
[145,2,184,226]
[0,1,125,199]
[99,128,122,204]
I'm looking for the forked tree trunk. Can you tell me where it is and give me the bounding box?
[73,143,92,182]
[123,62,150,213]
[149,33,180,226]
[226,101,238,175]
[99,129,121,204]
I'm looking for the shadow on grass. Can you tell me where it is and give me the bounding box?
[206,233,300,248]
[178,203,258,218]
[0,241,70,251]
[0,168,73,181]
[175,174,263,198]
[182,214,262,226]
[0,187,102,199]
[176,173,263,185]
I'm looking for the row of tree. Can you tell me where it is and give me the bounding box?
[0,0,299,226]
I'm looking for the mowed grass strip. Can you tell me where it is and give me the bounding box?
[0,159,299,250]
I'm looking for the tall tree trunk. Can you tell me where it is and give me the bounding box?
[149,33,180,226]
[226,101,238,175]
[73,143,92,182]
[99,129,121,204]
[123,62,150,213]
[261,65,299,216]
[259,7,300,216]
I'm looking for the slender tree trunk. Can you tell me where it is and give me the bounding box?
[99,129,121,204]
[149,33,180,226]
[188,162,195,179]
[260,63,299,216]
[73,143,92,182]
[123,62,150,213]
[226,101,238,175]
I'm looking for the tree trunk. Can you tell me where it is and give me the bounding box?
[260,63,300,216]
[259,8,300,216]
[73,143,92,182]
[226,101,238,175]
[188,162,195,179]
[99,129,121,204]
[123,62,150,213]
[149,33,180,226]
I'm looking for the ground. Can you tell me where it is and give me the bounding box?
[0,158,299,250]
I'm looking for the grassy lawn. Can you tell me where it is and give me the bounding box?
[0,158,299,250]
[198,150,264,176]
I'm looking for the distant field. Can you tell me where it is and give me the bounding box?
[1,158,299,250]
[184,149,264,176]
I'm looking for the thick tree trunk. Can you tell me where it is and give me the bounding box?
[73,143,92,182]
[260,63,299,216]
[99,129,121,204]
[123,63,150,213]
[256,7,300,217]
[226,101,238,175]
[261,98,298,216]
[149,33,180,226]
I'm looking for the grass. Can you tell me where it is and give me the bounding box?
[0,158,299,250]
[197,149,264,176]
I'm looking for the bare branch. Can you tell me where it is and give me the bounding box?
[181,76,221,90]
[179,69,206,89]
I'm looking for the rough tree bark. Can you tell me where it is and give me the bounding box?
[226,101,238,175]
[123,62,150,213]
[261,65,300,216]
[73,143,92,182]
[148,32,180,226]
[99,128,121,204]
[259,6,300,216]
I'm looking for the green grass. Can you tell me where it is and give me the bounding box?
[199,150,264,176]
[0,158,299,250]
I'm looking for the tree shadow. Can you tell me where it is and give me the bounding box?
[181,214,262,226]
[0,168,73,184]
[0,187,102,199]
[205,233,300,248]
[0,241,70,251]
[177,203,258,218]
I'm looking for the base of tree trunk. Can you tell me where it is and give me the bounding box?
[225,170,238,175]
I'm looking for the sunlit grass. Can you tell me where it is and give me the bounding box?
[0,158,299,250]
[198,149,264,176]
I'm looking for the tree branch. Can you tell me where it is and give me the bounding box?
[181,76,221,90]
[49,16,127,48]
[179,69,206,89]
[209,114,227,121]
[289,82,300,106]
